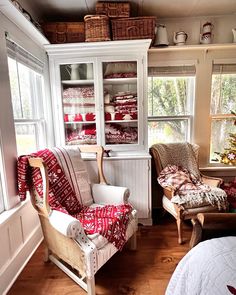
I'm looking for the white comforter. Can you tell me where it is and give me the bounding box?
[166,237,236,295]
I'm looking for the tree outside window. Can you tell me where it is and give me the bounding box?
[210,64,236,163]
[148,65,195,146]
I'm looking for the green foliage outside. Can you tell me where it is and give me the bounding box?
[148,76,192,145]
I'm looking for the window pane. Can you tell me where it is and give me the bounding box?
[8,57,35,119]
[210,118,236,162]
[148,77,194,116]
[0,176,4,213]
[15,124,37,155]
[7,57,22,118]
[148,120,188,146]
[211,73,236,114]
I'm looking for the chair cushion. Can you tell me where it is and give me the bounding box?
[52,146,93,206]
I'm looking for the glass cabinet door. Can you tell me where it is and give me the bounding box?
[102,61,138,146]
[60,62,97,145]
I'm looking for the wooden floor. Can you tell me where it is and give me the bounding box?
[8,215,192,295]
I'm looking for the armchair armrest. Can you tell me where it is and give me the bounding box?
[190,213,236,248]
[163,187,175,200]
[92,183,130,205]
[201,174,223,187]
[49,210,84,238]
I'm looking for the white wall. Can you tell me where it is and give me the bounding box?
[0,12,50,295]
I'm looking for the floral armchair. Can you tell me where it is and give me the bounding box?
[17,145,137,295]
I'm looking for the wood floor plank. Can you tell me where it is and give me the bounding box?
[8,215,192,295]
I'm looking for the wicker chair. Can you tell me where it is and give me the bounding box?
[150,143,226,244]
[28,145,137,295]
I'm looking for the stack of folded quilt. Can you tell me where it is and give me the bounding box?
[63,86,96,122]
[105,123,138,144]
[66,124,97,145]
[105,91,138,121]
[66,123,138,145]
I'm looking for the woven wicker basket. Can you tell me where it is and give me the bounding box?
[111,16,156,42]
[42,22,85,44]
[84,15,111,42]
[96,2,130,18]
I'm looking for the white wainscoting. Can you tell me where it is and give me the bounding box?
[0,199,43,295]
[85,157,152,225]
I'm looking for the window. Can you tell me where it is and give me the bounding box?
[0,174,4,213]
[210,63,236,163]
[148,65,195,146]
[7,39,46,155]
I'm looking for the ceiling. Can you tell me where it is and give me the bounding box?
[20,0,236,22]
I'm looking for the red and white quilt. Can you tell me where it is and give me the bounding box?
[17,148,133,250]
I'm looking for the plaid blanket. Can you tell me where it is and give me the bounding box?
[17,148,132,250]
[158,165,228,210]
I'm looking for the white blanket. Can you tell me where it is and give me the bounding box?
[166,237,236,295]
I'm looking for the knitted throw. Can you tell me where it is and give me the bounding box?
[152,142,201,179]
[158,165,228,210]
[17,148,132,250]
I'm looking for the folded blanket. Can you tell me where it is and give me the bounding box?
[158,165,228,210]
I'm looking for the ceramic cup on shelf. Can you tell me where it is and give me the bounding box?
[200,32,212,44]
[202,22,214,34]
[173,31,188,46]
[154,24,169,46]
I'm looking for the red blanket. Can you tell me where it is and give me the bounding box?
[18,149,132,250]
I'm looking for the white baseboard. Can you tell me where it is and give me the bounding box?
[138,218,153,226]
[0,224,43,295]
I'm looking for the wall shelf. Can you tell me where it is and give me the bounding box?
[62,79,94,85]
[149,43,236,52]
[103,78,137,85]
[0,0,49,47]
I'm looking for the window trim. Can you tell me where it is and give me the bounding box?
[147,67,195,146]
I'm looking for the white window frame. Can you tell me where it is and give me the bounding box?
[210,59,236,165]
[7,40,47,155]
[147,62,196,145]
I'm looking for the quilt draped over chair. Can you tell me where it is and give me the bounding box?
[17,145,137,295]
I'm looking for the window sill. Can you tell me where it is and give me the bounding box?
[0,197,29,227]
[200,166,236,172]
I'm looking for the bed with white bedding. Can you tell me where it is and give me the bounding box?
[166,236,236,295]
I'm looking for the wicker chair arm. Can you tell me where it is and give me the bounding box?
[163,186,175,199]
[201,174,223,187]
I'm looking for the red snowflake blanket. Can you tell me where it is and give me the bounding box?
[17,148,132,250]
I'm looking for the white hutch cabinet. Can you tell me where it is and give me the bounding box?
[45,40,152,224]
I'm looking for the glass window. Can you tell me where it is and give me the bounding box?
[0,174,4,213]
[210,64,236,163]
[7,56,45,155]
[148,65,195,146]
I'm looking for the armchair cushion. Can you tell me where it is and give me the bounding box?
[92,184,130,205]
